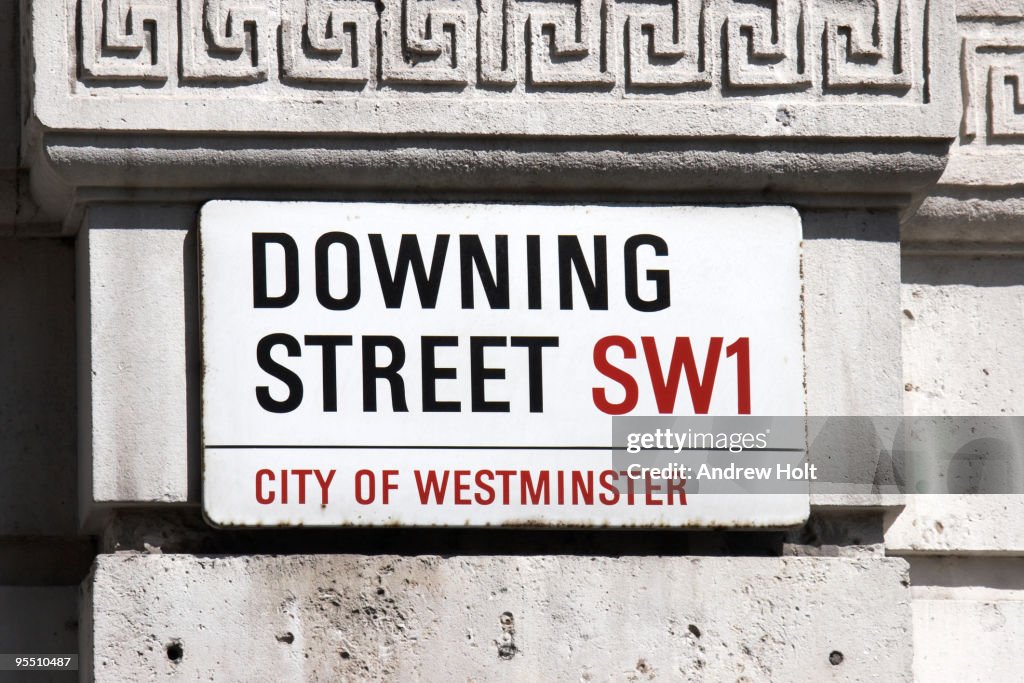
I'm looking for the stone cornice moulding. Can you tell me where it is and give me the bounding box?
[30,137,953,233]
[22,0,960,228]
[903,5,1024,243]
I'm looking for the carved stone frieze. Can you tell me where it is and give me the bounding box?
[74,0,930,96]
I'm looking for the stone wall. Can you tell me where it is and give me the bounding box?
[0,0,1022,681]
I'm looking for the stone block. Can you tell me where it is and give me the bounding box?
[911,556,1024,682]
[78,206,199,523]
[84,554,912,682]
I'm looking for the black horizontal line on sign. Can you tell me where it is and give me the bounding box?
[204,445,806,452]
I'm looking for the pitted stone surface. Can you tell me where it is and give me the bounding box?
[888,495,1024,555]
[902,256,1024,417]
[889,256,1024,554]
[84,554,912,682]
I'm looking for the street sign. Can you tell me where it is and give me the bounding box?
[200,202,806,526]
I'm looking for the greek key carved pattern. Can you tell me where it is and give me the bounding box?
[79,0,171,80]
[989,66,1024,138]
[726,0,809,88]
[525,0,613,86]
[76,0,927,95]
[381,0,470,84]
[180,0,272,82]
[962,38,1024,140]
[623,0,709,88]
[824,0,911,90]
[281,0,375,82]
[478,0,516,85]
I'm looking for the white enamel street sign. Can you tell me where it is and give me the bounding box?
[200,202,806,527]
